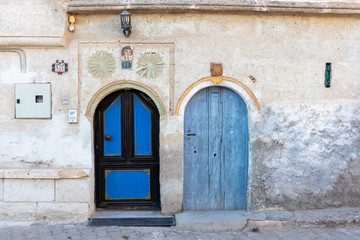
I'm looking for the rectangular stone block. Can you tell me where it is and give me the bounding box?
[0,202,89,223]
[4,169,60,179]
[0,202,38,220]
[4,179,54,202]
[58,169,90,179]
[37,202,89,223]
[246,220,294,230]
[55,178,89,203]
[1,168,91,179]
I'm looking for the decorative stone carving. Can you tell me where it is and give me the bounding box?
[88,50,116,79]
[136,51,164,79]
[210,62,223,76]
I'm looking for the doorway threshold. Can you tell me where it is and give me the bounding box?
[175,210,247,232]
[88,211,176,227]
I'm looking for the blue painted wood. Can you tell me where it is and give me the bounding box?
[222,87,248,210]
[183,89,209,210]
[105,170,150,199]
[208,87,222,209]
[134,95,152,156]
[183,87,248,210]
[103,97,121,156]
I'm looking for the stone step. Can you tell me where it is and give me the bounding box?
[175,210,248,232]
[88,211,175,227]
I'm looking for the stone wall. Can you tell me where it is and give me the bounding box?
[0,169,90,223]
[0,0,359,223]
[250,103,360,210]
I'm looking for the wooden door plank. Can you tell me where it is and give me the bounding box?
[208,87,223,210]
[222,87,248,210]
[183,88,209,210]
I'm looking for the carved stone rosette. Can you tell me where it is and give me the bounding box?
[136,51,164,79]
[88,50,116,79]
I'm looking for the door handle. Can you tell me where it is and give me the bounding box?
[186,133,196,136]
[105,134,112,140]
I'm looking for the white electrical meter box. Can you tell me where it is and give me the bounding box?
[15,83,51,119]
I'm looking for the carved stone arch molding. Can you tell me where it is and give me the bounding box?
[175,76,260,120]
[85,81,166,120]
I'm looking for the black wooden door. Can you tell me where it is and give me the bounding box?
[94,90,160,209]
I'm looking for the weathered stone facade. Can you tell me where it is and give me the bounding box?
[250,103,360,210]
[0,0,359,223]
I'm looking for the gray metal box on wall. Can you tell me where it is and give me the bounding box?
[15,83,51,118]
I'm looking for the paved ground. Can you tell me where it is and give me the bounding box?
[1,224,360,240]
[1,208,360,239]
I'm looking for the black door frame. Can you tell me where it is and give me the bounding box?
[94,89,160,210]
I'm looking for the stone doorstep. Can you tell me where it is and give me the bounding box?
[88,211,176,227]
[0,169,90,179]
[175,208,360,232]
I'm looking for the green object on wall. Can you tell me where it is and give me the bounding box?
[325,63,331,88]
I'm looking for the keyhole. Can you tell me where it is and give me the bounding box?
[213,153,217,157]
[194,150,197,154]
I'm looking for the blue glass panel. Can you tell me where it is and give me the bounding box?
[134,95,152,156]
[103,97,121,156]
[105,170,150,199]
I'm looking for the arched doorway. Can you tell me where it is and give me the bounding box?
[94,89,160,209]
[183,86,248,210]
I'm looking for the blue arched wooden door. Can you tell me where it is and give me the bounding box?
[183,86,248,210]
[94,90,160,209]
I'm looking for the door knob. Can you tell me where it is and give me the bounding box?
[105,134,112,140]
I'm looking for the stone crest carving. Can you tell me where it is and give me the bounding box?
[136,51,164,79]
[88,50,116,79]
[210,62,223,76]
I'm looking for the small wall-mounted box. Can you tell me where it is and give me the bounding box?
[68,109,77,123]
[15,83,51,118]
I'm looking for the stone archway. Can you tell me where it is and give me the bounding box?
[175,76,260,120]
[86,80,166,119]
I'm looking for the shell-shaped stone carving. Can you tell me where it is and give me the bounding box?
[88,50,116,79]
[136,51,164,79]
